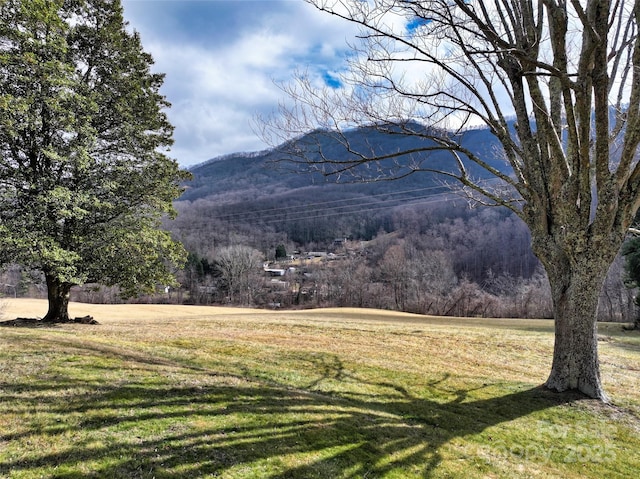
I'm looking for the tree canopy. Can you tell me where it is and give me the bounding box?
[0,0,190,321]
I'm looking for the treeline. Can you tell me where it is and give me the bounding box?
[163,197,636,321]
[2,195,635,321]
[169,193,539,282]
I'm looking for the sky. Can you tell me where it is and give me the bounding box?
[121,0,361,167]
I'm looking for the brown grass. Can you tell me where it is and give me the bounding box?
[0,298,638,478]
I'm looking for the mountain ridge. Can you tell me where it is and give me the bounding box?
[181,122,509,204]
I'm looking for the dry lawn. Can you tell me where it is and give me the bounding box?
[0,299,638,478]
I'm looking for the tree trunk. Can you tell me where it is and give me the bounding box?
[537,244,612,401]
[42,273,72,323]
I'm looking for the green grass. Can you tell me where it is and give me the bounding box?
[0,302,639,478]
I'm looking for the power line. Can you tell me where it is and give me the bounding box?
[182,177,504,226]
[203,184,450,222]
[254,192,459,225]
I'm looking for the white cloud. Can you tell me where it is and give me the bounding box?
[122,0,360,166]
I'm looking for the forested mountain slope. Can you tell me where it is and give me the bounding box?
[182,122,508,203]
[129,123,636,320]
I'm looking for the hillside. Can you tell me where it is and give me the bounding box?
[170,122,516,249]
[162,122,584,318]
[181,122,509,203]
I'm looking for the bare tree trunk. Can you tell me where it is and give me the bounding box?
[42,273,72,323]
[535,243,612,401]
[546,270,606,400]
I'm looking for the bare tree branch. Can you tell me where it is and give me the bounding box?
[259,0,640,400]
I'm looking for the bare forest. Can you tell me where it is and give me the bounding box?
[7,190,631,323]
[167,196,636,322]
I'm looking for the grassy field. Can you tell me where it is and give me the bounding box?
[0,299,639,478]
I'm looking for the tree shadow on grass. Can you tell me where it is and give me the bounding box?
[0,338,587,478]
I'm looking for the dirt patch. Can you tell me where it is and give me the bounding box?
[0,317,44,327]
[0,315,99,327]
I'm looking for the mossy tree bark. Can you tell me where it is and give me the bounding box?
[533,238,619,401]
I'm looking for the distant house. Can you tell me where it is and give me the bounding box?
[263,263,296,277]
[265,268,287,277]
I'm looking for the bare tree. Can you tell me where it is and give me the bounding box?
[215,245,264,305]
[378,243,412,309]
[263,0,640,400]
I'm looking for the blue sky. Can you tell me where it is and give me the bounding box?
[121,0,360,167]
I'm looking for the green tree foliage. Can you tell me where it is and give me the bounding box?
[275,244,287,259]
[0,0,190,322]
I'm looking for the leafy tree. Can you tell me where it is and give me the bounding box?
[0,0,190,322]
[275,244,287,259]
[264,1,640,400]
[185,252,215,279]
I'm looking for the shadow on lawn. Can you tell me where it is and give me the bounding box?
[0,340,584,478]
